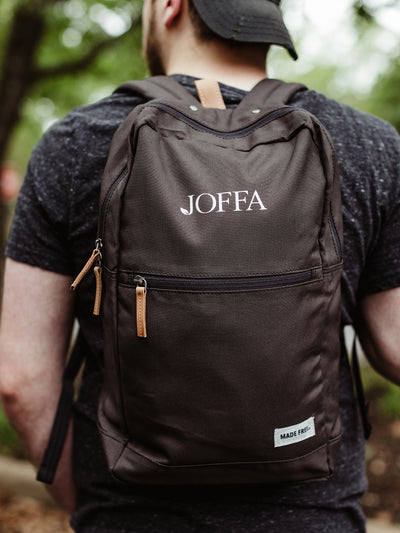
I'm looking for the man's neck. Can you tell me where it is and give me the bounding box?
[165,40,267,92]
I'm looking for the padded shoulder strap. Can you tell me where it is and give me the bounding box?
[116,76,306,110]
[115,75,200,105]
[237,78,307,109]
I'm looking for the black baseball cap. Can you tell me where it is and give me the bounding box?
[191,0,298,60]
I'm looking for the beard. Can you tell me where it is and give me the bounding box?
[143,7,166,76]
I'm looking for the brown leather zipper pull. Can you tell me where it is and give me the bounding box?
[93,266,102,316]
[71,249,101,291]
[135,276,147,338]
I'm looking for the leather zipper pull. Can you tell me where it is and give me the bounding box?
[135,276,147,338]
[93,266,102,316]
[71,249,101,291]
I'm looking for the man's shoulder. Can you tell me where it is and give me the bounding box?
[290,88,399,145]
[30,88,146,170]
[50,89,146,138]
[38,77,399,162]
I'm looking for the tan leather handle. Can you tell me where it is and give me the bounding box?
[194,79,226,109]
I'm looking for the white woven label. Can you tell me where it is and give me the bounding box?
[274,417,316,448]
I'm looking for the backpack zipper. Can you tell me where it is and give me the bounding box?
[147,104,292,139]
[133,270,313,338]
[70,168,129,314]
[99,167,129,242]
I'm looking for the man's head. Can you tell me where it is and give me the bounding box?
[142,0,297,77]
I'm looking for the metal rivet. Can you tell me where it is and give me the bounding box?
[251,108,261,114]
[190,105,199,111]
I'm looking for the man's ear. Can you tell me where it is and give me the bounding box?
[163,0,183,28]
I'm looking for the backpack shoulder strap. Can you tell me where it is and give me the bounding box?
[237,78,307,110]
[116,76,305,109]
[351,336,373,440]
[115,75,200,106]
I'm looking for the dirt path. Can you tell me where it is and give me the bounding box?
[0,457,72,532]
[0,492,72,533]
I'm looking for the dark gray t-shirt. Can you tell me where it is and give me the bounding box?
[6,76,400,532]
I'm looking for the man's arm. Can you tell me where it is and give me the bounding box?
[0,258,76,511]
[359,286,400,386]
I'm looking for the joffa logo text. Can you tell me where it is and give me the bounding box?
[180,190,267,216]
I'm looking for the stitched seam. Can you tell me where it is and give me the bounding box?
[123,435,341,470]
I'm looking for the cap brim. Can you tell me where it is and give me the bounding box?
[192,0,298,60]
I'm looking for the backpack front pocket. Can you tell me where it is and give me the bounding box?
[114,266,340,482]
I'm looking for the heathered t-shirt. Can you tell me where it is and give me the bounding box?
[6,75,400,533]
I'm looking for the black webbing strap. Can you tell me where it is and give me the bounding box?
[36,345,85,484]
[351,336,372,439]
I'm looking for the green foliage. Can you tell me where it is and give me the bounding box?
[363,366,400,419]
[380,384,400,418]
[2,0,400,172]
[30,22,146,120]
[367,56,400,132]
[0,405,24,457]
[3,0,147,171]
[269,48,341,98]
[273,2,400,131]
[37,0,142,70]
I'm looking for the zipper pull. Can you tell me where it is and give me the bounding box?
[71,248,100,291]
[134,276,147,338]
[71,238,103,314]
[93,266,102,316]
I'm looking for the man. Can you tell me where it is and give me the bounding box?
[0,0,399,531]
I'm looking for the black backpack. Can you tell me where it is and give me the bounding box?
[38,76,344,486]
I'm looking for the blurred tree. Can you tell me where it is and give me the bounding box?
[352,0,399,24]
[353,1,375,24]
[351,1,400,132]
[0,0,145,167]
[370,56,400,132]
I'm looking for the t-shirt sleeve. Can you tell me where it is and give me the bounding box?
[6,92,146,277]
[6,116,79,276]
[359,125,400,296]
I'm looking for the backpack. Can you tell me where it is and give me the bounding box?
[38,76,344,486]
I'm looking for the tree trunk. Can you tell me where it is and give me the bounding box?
[0,8,44,165]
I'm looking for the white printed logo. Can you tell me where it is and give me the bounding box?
[274,417,316,448]
[180,190,267,216]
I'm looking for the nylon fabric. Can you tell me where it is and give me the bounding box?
[97,76,343,486]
